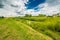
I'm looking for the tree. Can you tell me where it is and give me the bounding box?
[57,13,60,16]
[25,14,32,17]
[38,14,46,17]
[0,16,4,18]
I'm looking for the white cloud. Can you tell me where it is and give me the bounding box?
[46,0,60,6]
[0,0,60,16]
[39,0,60,15]
[0,9,22,17]
[0,0,28,17]
[37,3,60,15]
[26,0,60,16]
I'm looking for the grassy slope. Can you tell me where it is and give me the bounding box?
[0,18,53,40]
[20,17,60,40]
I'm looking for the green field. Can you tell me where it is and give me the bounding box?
[0,16,60,40]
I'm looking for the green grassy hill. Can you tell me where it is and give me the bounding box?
[0,16,60,40]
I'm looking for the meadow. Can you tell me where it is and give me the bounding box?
[0,16,60,40]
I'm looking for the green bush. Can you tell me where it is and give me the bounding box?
[0,16,4,18]
[38,14,46,17]
[25,14,32,17]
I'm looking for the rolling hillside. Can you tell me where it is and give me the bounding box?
[0,16,60,40]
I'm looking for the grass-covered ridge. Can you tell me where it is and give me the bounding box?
[0,16,60,40]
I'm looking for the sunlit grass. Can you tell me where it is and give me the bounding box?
[0,17,53,40]
[0,16,60,40]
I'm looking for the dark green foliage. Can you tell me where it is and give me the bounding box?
[0,16,4,18]
[47,22,60,32]
[38,14,46,17]
[25,14,32,17]
[54,22,60,32]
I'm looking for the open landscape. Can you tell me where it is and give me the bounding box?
[0,0,60,40]
[0,15,60,40]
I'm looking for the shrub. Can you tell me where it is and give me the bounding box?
[38,14,46,17]
[0,16,4,18]
[25,14,32,17]
[48,22,60,32]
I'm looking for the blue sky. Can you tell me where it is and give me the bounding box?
[0,0,60,17]
[25,0,45,9]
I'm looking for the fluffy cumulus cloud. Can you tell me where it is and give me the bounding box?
[0,0,60,17]
[42,0,60,15]
[27,0,60,15]
[0,0,28,17]
[36,3,60,15]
